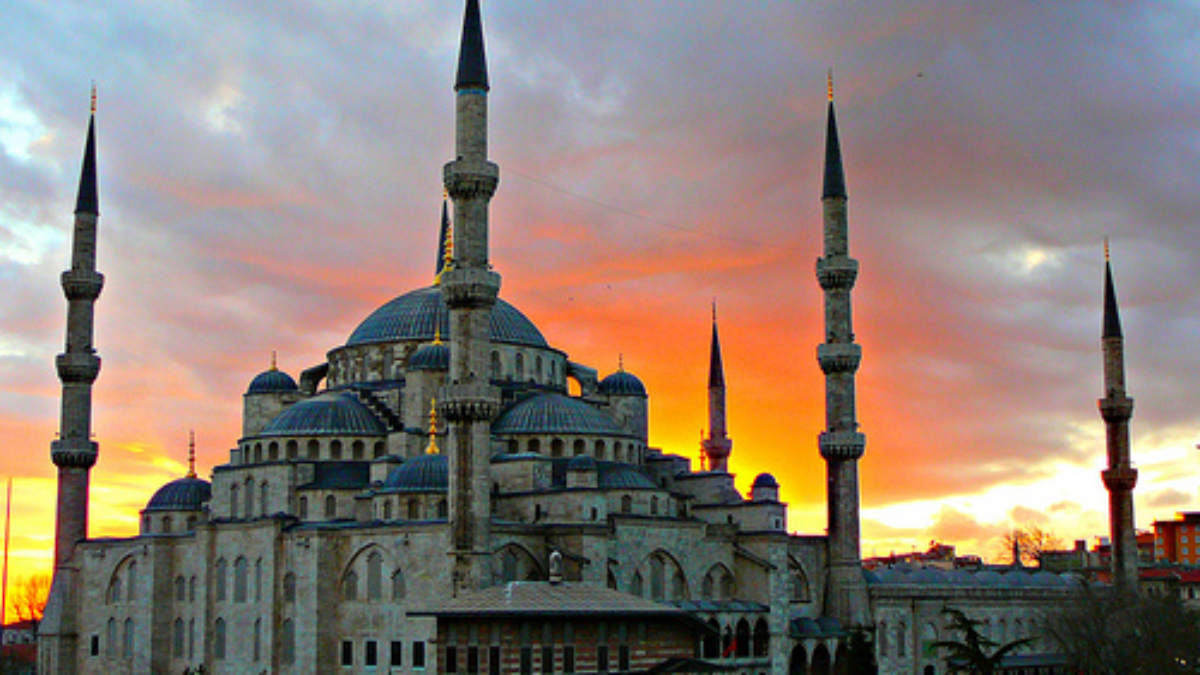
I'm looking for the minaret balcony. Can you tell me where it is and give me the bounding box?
[444,160,499,200]
[61,269,104,301]
[817,343,862,374]
[51,437,99,468]
[819,431,865,460]
[1098,397,1134,422]
[440,268,501,309]
[816,257,859,290]
[439,382,502,422]
[56,352,101,384]
[1102,466,1138,491]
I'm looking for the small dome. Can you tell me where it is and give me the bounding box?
[347,286,548,349]
[493,393,627,437]
[246,369,298,395]
[145,477,211,512]
[383,454,448,492]
[259,392,386,437]
[408,342,450,372]
[598,371,647,397]
[752,473,779,489]
[567,454,596,472]
[597,463,657,490]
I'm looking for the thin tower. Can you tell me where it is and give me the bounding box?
[1099,243,1138,591]
[50,90,104,570]
[702,305,733,472]
[439,0,502,594]
[816,74,868,625]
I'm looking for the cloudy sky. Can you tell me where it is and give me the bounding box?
[2,1,1199,587]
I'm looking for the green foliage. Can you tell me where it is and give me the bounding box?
[931,608,1034,675]
[1047,584,1200,675]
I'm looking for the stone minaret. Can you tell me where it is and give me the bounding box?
[1099,245,1138,591]
[815,79,868,625]
[51,93,104,569]
[439,0,501,594]
[702,306,733,472]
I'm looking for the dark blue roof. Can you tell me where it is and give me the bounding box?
[383,454,448,492]
[346,286,548,349]
[598,371,647,397]
[246,368,299,395]
[493,393,627,437]
[300,462,371,490]
[259,392,386,437]
[408,342,450,371]
[567,454,597,471]
[144,477,211,512]
[752,473,779,488]
[548,459,655,490]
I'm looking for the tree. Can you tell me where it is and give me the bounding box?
[1046,584,1200,674]
[997,526,1062,567]
[8,573,50,632]
[931,608,1033,675]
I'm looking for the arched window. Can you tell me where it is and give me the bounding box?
[284,573,296,603]
[234,557,249,603]
[260,482,268,516]
[174,575,186,602]
[307,439,320,459]
[528,438,541,454]
[282,619,296,664]
[331,440,343,460]
[106,618,116,656]
[189,618,196,660]
[298,496,308,519]
[408,500,420,520]
[703,620,720,658]
[367,552,383,601]
[161,515,172,533]
[735,619,750,658]
[573,439,586,456]
[254,443,263,463]
[392,569,406,601]
[253,619,262,662]
[214,618,227,660]
[374,441,385,458]
[437,500,448,519]
[535,355,543,381]
[215,558,227,601]
[189,576,197,603]
[752,618,769,657]
[788,558,811,602]
[230,484,240,519]
[255,558,263,602]
[515,353,525,380]
[897,622,907,657]
[123,618,134,658]
[173,618,184,658]
[268,441,279,461]
[595,440,606,460]
[245,478,255,517]
[287,439,298,459]
[671,571,687,600]
[343,571,359,601]
[551,438,564,457]
[650,557,665,600]
[325,495,337,519]
[491,351,501,380]
[127,562,137,601]
[631,572,644,597]
[352,440,365,460]
[701,574,714,600]
[621,495,632,514]
[650,497,659,515]
[383,501,393,520]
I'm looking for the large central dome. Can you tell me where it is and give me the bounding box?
[346,285,549,348]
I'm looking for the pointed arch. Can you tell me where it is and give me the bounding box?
[702,563,734,601]
[640,550,688,601]
[493,543,543,583]
[788,556,811,603]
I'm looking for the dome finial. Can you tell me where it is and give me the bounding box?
[433,323,444,345]
[435,196,454,285]
[270,350,278,371]
[1104,236,1110,262]
[618,353,624,373]
[426,399,440,455]
[91,81,97,114]
[827,68,834,103]
[187,429,197,479]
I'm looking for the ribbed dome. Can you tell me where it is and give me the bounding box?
[493,393,627,437]
[383,454,448,492]
[246,369,298,395]
[598,371,646,397]
[259,392,386,437]
[347,286,548,348]
[145,477,211,512]
[408,342,450,371]
[597,463,656,489]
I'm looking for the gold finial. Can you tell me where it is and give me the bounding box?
[270,350,278,371]
[433,323,443,345]
[91,82,97,114]
[443,219,455,272]
[618,353,624,373]
[425,399,439,455]
[827,69,834,102]
[187,429,197,479]
[1104,237,1110,262]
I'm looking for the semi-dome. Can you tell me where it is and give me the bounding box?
[144,477,211,512]
[246,368,298,395]
[598,370,646,397]
[383,454,448,492]
[408,342,450,371]
[346,286,548,349]
[258,392,386,437]
[493,393,628,437]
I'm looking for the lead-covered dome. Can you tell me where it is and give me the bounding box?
[383,454,448,492]
[145,477,211,512]
[259,392,386,437]
[598,370,646,397]
[408,342,450,371]
[246,368,298,395]
[493,393,628,437]
[347,286,548,349]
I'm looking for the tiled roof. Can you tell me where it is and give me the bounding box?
[259,392,386,437]
[494,393,627,437]
[346,286,547,349]
[412,582,691,619]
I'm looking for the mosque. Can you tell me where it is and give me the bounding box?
[38,2,1135,674]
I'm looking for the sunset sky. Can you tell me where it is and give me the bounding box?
[2,1,1200,593]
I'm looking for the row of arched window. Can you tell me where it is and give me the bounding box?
[505,437,641,463]
[213,556,266,604]
[489,350,563,387]
[142,514,199,535]
[229,477,269,519]
[375,497,448,521]
[105,560,137,604]
[341,550,407,602]
[701,618,770,659]
[240,437,387,465]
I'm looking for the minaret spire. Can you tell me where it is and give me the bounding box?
[187,430,197,479]
[702,304,732,472]
[1099,244,1138,592]
[815,80,869,626]
[440,0,502,595]
[51,91,105,570]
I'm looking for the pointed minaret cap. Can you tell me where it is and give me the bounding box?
[1103,239,1123,339]
[822,70,847,201]
[455,0,489,91]
[708,303,725,389]
[75,84,99,215]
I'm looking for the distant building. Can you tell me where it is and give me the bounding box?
[1153,512,1200,564]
